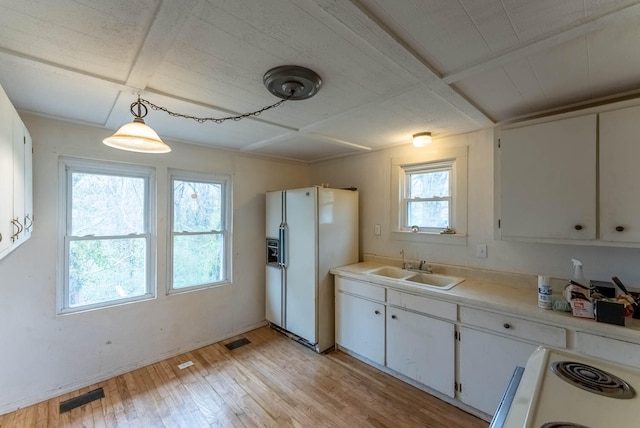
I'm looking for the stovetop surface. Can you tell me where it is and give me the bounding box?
[503,347,640,428]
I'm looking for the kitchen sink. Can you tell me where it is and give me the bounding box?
[366,266,413,279]
[404,273,464,289]
[364,266,464,290]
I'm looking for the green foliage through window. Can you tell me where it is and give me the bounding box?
[171,174,229,290]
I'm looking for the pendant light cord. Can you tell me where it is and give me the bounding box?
[138,93,293,124]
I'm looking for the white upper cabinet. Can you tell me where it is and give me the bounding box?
[599,105,640,243]
[0,84,33,260]
[0,89,13,257]
[499,114,597,241]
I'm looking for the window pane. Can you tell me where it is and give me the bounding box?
[68,238,147,307]
[409,170,450,198]
[408,201,449,228]
[173,234,224,288]
[71,173,145,236]
[173,180,222,232]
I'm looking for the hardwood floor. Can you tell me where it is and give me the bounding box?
[0,327,489,427]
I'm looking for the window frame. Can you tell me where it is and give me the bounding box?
[167,169,232,294]
[402,160,454,233]
[57,157,156,314]
[391,146,468,244]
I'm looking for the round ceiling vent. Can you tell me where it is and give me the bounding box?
[263,65,322,100]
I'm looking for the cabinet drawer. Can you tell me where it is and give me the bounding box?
[459,306,566,348]
[387,289,456,321]
[335,277,385,302]
[576,332,640,369]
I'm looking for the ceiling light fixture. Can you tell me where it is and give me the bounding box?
[412,132,432,147]
[103,65,322,153]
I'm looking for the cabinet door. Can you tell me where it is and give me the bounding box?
[599,105,640,242]
[458,327,537,416]
[22,126,33,240]
[499,115,596,241]
[0,89,13,257]
[387,307,455,397]
[12,113,25,243]
[335,292,385,365]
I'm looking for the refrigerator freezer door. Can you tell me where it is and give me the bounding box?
[284,187,317,343]
[265,265,283,327]
[265,191,284,327]
[266,191,283,239]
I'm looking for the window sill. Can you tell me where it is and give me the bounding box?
[391,230,467,246]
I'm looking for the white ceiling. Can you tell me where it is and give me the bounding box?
[1,0,640,162]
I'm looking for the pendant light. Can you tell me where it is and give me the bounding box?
[103,66,322,154]
[103,97,171,153]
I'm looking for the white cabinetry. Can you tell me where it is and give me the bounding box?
[335,277,385,365]
[0,88,13,256]
[458,326,537,415]
[599,105,640,243]
[0,84,33,260]
[576,331,640,368]
[457,307,566,416]
[386,301,455,397]
[499,114,597,241]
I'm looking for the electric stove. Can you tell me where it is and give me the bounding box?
[501,346,640,428]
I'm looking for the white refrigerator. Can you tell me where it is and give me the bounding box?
[265,186,358,352]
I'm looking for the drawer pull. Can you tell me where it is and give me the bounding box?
[574,225,583,231]
[503,323,512,329]
[374,310,380,315]
[391,314,397,320]
[616,226,625,232]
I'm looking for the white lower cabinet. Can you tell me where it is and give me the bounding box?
[335,288,385,366]
[386,306,455,397]
[457,326,538,415]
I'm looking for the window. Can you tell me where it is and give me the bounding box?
[169,170,231,292]
[403,161,453,232]
[391,146,468,243]
[59,158,155,313]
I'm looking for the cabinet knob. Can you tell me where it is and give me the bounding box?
[616,226,625,232]
[374,310,380,315]
[391,314,397,320]
[574,225,583,231]
[503,323,512,329]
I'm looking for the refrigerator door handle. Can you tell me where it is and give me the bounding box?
[279,223,286,267]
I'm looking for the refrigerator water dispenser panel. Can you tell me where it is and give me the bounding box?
[266,238,280,266]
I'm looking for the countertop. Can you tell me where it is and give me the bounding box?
[331,262,640,344]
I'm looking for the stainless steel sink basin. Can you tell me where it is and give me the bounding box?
[364,266,464,290]
[404,273,464,289]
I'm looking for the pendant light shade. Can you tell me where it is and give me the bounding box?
[413,132,432,147]
[103,117,171,153]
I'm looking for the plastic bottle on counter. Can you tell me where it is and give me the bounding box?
[571,258,588,286]
[538,275,552,309]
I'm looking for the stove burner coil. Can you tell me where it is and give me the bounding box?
[550,361,636,399]
[540,423,591,428]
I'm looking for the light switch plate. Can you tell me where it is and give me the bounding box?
[374,224,381,235]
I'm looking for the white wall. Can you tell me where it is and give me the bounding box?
[0,115,309,414]
[310,128,640,285]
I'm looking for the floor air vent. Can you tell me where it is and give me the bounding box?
[59,387,105,413]
[224,337,251,351]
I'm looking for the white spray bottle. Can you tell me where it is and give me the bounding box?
[571,259,587,287]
